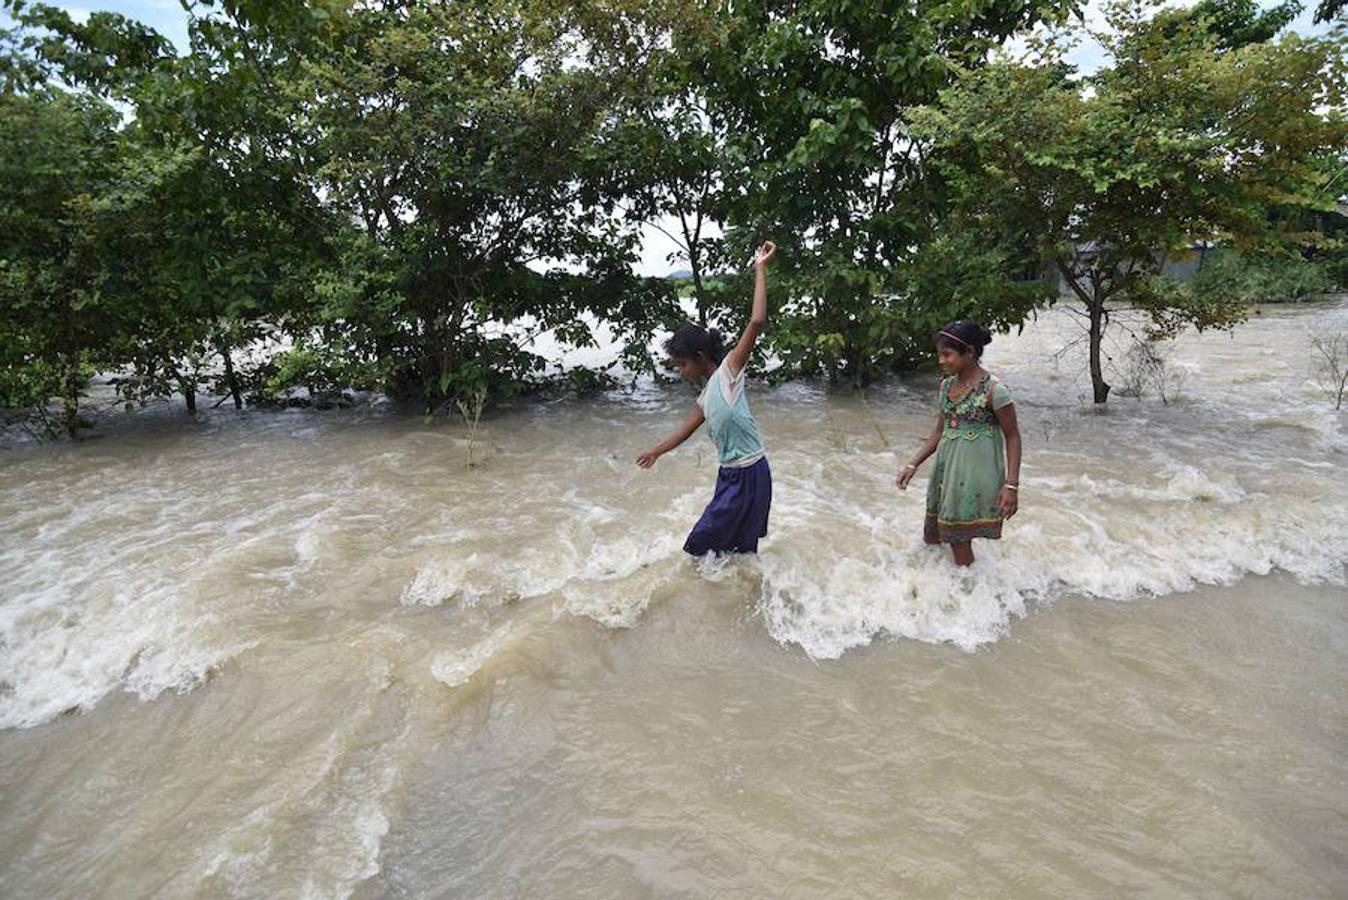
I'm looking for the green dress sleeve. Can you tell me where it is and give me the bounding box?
[990,379,1014,410]
[935,377,950,412]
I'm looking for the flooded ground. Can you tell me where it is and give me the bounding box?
[2,303,1345,897]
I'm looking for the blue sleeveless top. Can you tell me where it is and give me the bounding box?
[697,358,766,467]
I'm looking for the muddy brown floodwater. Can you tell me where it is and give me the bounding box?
[2,304,1346,898]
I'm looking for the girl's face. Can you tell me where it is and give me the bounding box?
[936,343,975,375]
[672,355,710,384]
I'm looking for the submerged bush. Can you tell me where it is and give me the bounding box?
[1191,250,1331,304]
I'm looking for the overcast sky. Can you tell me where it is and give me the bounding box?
[12,1,1339,276]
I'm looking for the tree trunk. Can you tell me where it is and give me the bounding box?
[220,341,243,409]
[678,206,707,327]
[414,306,459,413]
[692,263,707,328]
[1088,295,1110,404]
[177,368,198,414]
[62,353,81,439]
[1057,259,1112,405]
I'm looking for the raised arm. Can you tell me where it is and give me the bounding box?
[636,406,706,469]
[725,241,775,377]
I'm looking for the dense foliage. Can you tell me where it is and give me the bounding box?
[909,0,1347,401]
[1,0,1345,433]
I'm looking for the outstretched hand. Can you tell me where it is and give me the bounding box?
[636,450,660,469]
[753,241,776,268]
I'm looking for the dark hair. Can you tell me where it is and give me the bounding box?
[666,323,726,364]
[935,319,993,360]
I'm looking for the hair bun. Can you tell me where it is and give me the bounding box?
[956,320,992,347]
[936,319,993,357]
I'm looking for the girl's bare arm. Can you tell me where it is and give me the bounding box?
[725,241,775,377]
[994,403,1021,516]
[897,411,944,489]
[636,407,706,468]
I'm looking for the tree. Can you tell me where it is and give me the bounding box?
[294,0,677,409]
[1311,332,1347,409]
[581,1,731,326]
[689,0,1082,387]
[1314,0,1345,24]
[6,0,335,415]
[0,88,126,435]
[3,0,682,426]
[910,0,1348,403]
[1166,0,1304,49]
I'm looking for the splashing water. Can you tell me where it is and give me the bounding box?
[1,303,1345,897]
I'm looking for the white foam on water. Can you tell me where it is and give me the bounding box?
[752,447,1347,660]
[553,528,688,627]
[398,540,579,611]
[293,508,333,569]
[756,521,1045,658]
[0,580,257,729]
[191,751,397,900]
[431,624,515,687]
[400,553,488,607]
[400,488,699,630]
[0,479,333,729]
[298,762,397,900]
[198,805,280,895]
[3,301,1345,734]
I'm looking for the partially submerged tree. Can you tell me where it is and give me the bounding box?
[699,0,1083,387]
[298,0,677,409]
[911,0,1348,402]
[6,0,336,416]
[3,0,679,420]
[0,88,126,436]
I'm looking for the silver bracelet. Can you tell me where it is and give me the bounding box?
[1004,483,1019,491]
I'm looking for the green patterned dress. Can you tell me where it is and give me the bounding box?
[924,372,1014,544]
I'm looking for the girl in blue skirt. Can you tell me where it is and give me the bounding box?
[636,241,776,555]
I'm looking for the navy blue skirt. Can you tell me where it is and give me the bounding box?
[684,456,772,555]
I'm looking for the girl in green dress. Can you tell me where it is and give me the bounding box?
[896,320,1022,567]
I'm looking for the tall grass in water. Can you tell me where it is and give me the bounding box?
[1116,338,1187,406]
[1312,333,1347,410]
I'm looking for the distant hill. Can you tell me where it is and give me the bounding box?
[665,268,694,280]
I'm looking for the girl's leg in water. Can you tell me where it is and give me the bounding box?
[951,542,974,567]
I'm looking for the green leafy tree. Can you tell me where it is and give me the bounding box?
[911,0,1348,402]
[1161,0,1304,49]
[1315,0,1345,24]
[582,1,731,325]
[686,0,1081,386]
[0,88,126,435]
[7,0,335,414]
[1190,249,1331,303]
[296,0,677,408]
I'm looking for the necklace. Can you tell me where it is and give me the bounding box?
[947,371,984,404]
